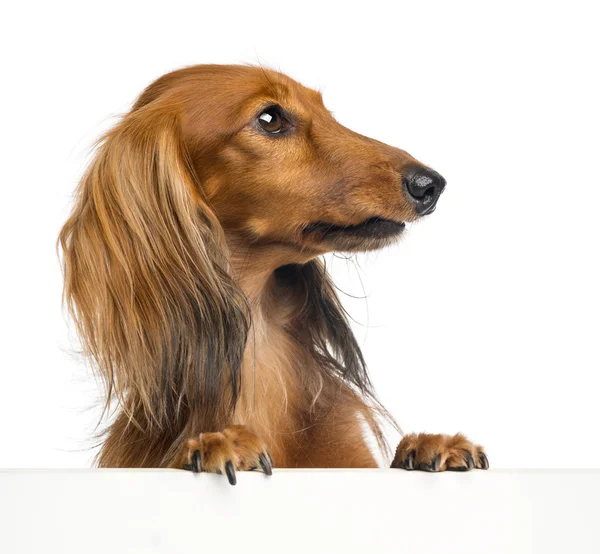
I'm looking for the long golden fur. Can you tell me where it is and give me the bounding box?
[59,65,487,480]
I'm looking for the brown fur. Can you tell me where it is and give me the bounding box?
[392,433,489,471]
[59,65,486,474]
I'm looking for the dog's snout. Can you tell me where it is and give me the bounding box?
[403,166,446,215]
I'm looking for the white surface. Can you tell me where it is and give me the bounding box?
[1,0,599,469]
[1,469,598,553]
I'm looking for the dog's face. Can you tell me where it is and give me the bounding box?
[149,65,445,254]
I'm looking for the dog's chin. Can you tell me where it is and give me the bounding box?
[302,217,406,252]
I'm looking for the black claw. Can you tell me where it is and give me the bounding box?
[417,455,441,472]
[191,450,201,473]
[259,453,273,476]
[479,452,489,470]
[465,452,475,470]
[405,450,416,470]
[447,465,469,472]
[225,461,237,486]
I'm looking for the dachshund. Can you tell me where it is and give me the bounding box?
[59,65,488,484]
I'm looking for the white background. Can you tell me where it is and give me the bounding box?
[1,0,598,469]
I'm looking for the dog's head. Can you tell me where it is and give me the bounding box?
[135,65,445,255]
[59,65,443,436]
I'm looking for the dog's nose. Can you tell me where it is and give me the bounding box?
[403,166,446,215]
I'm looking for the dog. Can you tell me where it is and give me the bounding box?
[59,65,488,483]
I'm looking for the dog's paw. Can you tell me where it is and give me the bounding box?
[391,433,488,472]
[170,425,273,485]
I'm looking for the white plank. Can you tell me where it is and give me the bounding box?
[0,469,598,553]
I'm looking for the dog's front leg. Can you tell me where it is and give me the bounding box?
[391,433,489,472]
[170,425,273,485]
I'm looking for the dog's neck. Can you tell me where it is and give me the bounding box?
[225,238,319,465]
[226,237,317,305]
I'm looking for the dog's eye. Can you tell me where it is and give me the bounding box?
[257,107,285,134]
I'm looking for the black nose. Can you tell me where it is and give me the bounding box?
[403,166,446,215]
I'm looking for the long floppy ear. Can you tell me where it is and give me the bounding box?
[59,102,250,441]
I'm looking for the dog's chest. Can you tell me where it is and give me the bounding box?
[233,310,305,463]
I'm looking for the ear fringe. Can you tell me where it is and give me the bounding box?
[59,104,250,462]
